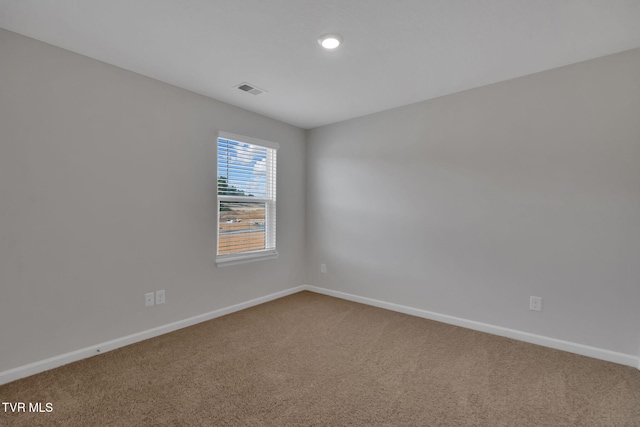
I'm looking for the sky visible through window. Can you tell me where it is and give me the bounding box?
[217,138,267,197]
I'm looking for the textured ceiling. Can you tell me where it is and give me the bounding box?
[2,0,640,129]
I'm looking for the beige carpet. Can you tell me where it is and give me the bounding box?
[1,291,639,426]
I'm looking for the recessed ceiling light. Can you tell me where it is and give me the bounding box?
[318,33,342,50]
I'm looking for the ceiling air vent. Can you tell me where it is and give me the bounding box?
[234,82,266,96]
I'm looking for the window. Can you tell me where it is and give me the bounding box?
[216,132,278,266]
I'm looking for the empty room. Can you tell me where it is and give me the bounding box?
[1,1,640,425]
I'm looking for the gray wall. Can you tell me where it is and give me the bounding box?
[0,29,306,372]
[306,49,640,356]
[2,26,639,373]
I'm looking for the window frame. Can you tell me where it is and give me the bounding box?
[215,131,279,267]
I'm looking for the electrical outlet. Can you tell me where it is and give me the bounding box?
[145,292,155,307]
[156,290,165,305]
[320,264,327,273]
[530,296,542,312]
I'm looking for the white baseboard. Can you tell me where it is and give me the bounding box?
[0,285,306,386]
[2,283,637,385]
[302,285,640,369]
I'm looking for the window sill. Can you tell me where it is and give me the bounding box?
[216,250,279,267]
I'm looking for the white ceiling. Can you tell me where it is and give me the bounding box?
[2,1,640,129]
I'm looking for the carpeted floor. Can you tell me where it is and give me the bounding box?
[1,291,639,426]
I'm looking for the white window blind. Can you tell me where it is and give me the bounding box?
[216,132,278,264]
